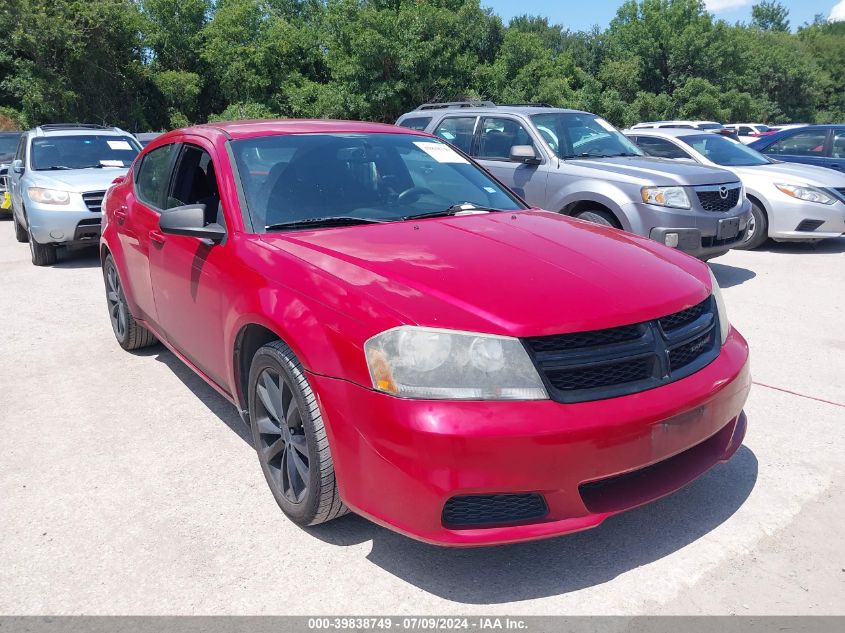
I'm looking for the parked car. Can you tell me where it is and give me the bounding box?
[0,131,22,214]
[100,119,750,546]
[723,124,775,144]
[631,120,724,131]
[749,124,845,173]
[397,103,751,260]
[134,132,162,147]
[7,123,141,265]
[625,128,845,249]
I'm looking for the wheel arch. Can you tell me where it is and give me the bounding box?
[562,200,625,229]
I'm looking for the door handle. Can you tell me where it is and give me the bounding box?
[150,231,166,246]
[115,208,127,225]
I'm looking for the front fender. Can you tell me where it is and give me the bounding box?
[548,180,635,231]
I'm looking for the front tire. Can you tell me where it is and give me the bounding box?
[28,228,57,266]
[736,201,768,250]
[13,213,28,243]
[102,255,157,350]
[248,340,347,526]
[573,208,620,228]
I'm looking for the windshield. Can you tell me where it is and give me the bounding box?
[679,134,769,167]
[530,113,643,159]
[31,135,140,170]
[0,134,20,163]
[231,133,524,232]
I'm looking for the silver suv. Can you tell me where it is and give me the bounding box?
[8,124,141,265]
[397,103,752,260]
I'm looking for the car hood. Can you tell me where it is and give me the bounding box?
[26,168,129,192]
[562,155,738,187]
[258,211,711,337]
[732,161,845,187]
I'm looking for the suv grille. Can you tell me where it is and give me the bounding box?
[442,494,548,529]
[523,298,719,403]
[82,190,106,213]
[696,185,740,212]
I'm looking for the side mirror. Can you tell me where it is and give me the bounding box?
[510,145,541,165]
[12,159,24,174]
[159,204,226,243]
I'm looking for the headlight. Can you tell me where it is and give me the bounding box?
[709,269,730,345]
[641,186,691,209]
[365,326,548,400]
[775,183,835,205]
[28,187,70,205]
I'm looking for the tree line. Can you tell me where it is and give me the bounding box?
[0,0,842,132]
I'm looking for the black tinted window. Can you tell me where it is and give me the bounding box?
[135,144,177,209]
[765,130,828,156]
[31,135,140,170]
[398,117,431,131]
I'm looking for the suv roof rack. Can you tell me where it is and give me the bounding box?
[37,123,112,132]
[499,103,554,108]
[415,101,496,111]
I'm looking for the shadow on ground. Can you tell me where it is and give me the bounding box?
[709,261,756,288]
[52,245,101,269]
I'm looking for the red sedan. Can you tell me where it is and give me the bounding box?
[100,120,750,546]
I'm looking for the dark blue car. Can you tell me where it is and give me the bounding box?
[749,125,845,173]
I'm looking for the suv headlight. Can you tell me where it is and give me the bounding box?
[365,326,548,400]
[775,183,835,205]
[709,269,730,345]
[641,186,690,209]
[28,187,70,205]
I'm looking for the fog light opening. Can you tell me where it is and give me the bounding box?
[664,232,679,248]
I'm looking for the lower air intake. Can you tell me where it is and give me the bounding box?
[442,493,548,529]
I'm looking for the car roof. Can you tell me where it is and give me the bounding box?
[177,119,425,142]
[625,128,715,139]
[400,105,590,118]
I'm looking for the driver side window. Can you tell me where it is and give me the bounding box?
[476,117,536,161]
[168,145,223,226]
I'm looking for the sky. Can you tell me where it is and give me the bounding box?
[482,0,845,31]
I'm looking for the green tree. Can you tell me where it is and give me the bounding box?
[750,1,790,32]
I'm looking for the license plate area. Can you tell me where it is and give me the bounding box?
[717,217,740,239]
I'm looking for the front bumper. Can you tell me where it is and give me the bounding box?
[622,200,751,259]
[767,196,845,241]
[25,200,101,246]
[310,328,751,546]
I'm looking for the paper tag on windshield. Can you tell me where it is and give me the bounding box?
[107,140,132,151]
[594,118,616,132]
[414,142,469,164]
[100,159,123,167]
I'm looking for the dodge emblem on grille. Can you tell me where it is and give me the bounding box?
[719,186,729,199]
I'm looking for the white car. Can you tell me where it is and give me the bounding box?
[630,120,724,131]
[624,128,845,250]
[723,123,775,144]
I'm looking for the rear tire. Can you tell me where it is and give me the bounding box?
[573,208,620,228]
[13,214,28,243]
[102,254,157,350]
[736,201,768,250]
[28,228,57,266]
[248,340,348,527]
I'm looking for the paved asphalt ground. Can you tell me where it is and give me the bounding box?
[1,219,843,615]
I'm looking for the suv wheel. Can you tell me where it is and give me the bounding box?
[573,208,620,228]
[102,255,157,350]
[248,340,348,527]
[13,213,28,243]
[735,201,768,250]
[28,228,57,266]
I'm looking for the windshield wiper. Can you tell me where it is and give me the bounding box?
[562,152,639,159]
[39,165,77,170]
[265,216,388,231]
[402,203,503,221]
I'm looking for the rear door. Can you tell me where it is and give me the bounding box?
[759,128,832,169]
[148,140,228,387]
[121,142,179,323]
[472,116,549,207]
[828,128,845,173]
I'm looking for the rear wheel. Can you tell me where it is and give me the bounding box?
[736,201,768,250]
[573,208,620,228]
[13,213,28,243]
[248,340,347,526]
[102,255,157,350]
[28,228,57,266]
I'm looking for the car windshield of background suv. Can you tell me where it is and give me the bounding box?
[231,132,524,231]
[31,135,140,171]
[680,134,770,167]
[530,113,643,159]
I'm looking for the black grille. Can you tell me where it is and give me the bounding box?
[523,298,719,403]
[524,324,642,352]
[795,219,825,232]
[82,190,106,213]
[546,357,653,391]
[442,494,548,529]
[696,186,740,212]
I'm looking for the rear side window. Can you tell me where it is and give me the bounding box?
[832,130,845,159]
[433,117,477,154]
[398,117,431,131]
[635,136,690,159]
[764,130,827,156]
[135,144,177,209]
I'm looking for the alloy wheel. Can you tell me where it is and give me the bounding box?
[105,265,127,339]
[744,213,756,243]
[253,368,310,504]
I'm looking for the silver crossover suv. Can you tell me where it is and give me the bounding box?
[8,124,141,265]
[397,103,752,260]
